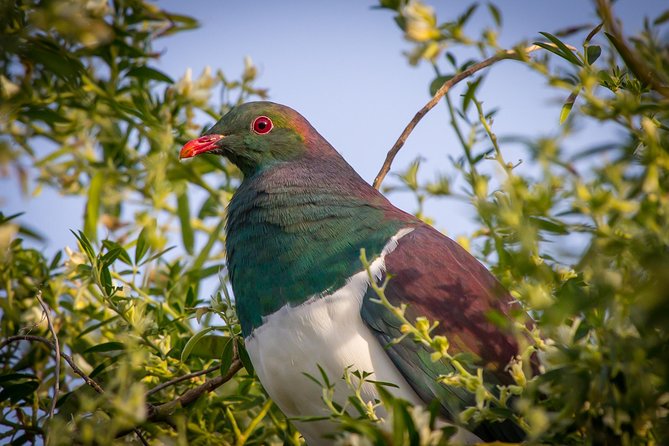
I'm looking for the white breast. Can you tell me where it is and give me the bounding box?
[244,228,423,445]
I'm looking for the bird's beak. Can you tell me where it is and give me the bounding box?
[179,134,225,159]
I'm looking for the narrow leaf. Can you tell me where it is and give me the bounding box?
[135,227,149,264]
[487,3,502,27]
[538,32,583,66]
[176,190,194,254]
[181,327,215,363]
[84,172,104,241]
[84,341,125,354]
[125,66,174,84]
[653,9,669,25]
[560,91,579,124]
[220,337,235,375]
[236,338,254,375]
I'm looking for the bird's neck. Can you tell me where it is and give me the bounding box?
[226,157,413,337]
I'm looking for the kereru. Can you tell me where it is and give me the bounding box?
[180,102,526,444]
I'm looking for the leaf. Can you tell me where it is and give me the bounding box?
[125,66,174,84]
[530,216,569,234]
[560,91,579,124]
[585,23,604,45]
[140,245,176,266]
[22,106,69,125]
[135,227,149,264]
[236,338,254,375]
[586,45,601,65]
[429,75,452,96]
[181,327,215,363]
[49,250,63,270]
[220,337,235,375]
[100,247,123,268]
[177,190,194,255]
[537,32,583,66]
[102,240,132,265]
[487,3,502,27]
[84,172,104,241]
[0,382,39,404]
[84,341,126,354]
[71,230,96,261]
[376,0,402,11]
[187,334,230,359]
[457,3,479,26]
[653,9,669,25]
[462,77,483,113]
[0,373,38,385]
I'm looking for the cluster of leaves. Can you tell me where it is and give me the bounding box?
[360,0,669,444]
[0,1,293,445]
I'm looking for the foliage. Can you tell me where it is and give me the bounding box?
[1,0,668,445]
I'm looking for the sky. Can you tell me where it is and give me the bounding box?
[2,0,666,254]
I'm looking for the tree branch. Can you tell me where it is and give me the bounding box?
[147,359,243,422]
[35,291,60,420]
[0,334,147,445]
[595,0,669,98]
[146,365,220,396]
[372,44,546,190]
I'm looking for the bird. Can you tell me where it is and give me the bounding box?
[179,101,526,444]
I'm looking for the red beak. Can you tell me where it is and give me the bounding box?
[179,134,225,159]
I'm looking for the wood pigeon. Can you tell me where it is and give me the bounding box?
[180,102,526,444]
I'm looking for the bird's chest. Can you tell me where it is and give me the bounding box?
[244,275,422,444]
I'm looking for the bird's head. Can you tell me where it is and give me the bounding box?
[179,101,324,175]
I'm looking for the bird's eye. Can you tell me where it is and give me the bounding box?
[252,116,273,135]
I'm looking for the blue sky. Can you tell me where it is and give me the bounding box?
[2,0,666,253]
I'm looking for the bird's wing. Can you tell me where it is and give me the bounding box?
[360,224,525,441]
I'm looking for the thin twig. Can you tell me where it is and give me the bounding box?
[1,335,104,393]
[372,44,545,190]
[149,358,243,420]
[35,291,60,420]
[0,335,149,443]
[146,365,219,396]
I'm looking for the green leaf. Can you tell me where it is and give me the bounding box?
[236,338,254,375]
[177,190,194,255]
[0,373,38,385]
[84,172,104,241]
[84,341,125,354]
[220,337,235,375]
[462,77,483,113]
[377,0,402,11]
[22,106,69,125]
[584,23,603,45]
[487,3,502,27]
[181,327,215,363]
[586,45,601,65]
[560,91,579,124]
[653,9,669,25]
[135,227,149,264]
[140,245,176,266]
[125,66,174,84]
[71,230,96,261]
[429,75,452,97]
[537,32,583,66]
[457,3,479,26]
[102,240,132,265]
[0,382,39,403]
[187,334,230,359]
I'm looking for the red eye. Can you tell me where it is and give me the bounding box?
[252,116,273,135]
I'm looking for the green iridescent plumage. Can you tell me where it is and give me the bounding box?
[181,101,526,443]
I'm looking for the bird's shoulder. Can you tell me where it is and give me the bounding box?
[369,223,522,371]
